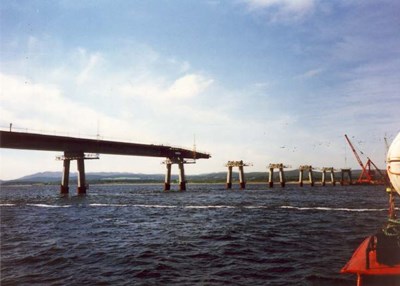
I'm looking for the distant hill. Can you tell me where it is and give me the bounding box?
[1,172,166,185]
[2,171,266,185]
[17,171,65,182]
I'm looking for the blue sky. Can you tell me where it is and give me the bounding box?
[1,0,399,180]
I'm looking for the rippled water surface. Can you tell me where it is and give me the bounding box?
[1,184,398,285]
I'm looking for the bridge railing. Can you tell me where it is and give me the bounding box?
[0,125,99,140]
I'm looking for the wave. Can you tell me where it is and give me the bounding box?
[243,205,270,209]
[133,204,178,208]
[184,205,235,209]
[280,205,388,212]
[26,204,71,208]
[4,203,389,212]
[132,204,264,209]
[90,203,128,207]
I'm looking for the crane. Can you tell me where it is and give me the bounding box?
[344,134,386,185]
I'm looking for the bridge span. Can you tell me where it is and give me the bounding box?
[0,130,211,194]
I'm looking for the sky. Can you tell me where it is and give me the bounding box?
[1,0,399,180]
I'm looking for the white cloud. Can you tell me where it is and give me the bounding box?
[296,68,324,79]
[0,73,155,142]
[244,0,316,21]
[166,74,214,99]
[76,50,103,84]
[119,73,213,100]
[167,58,191,73]
[0,33,220,149]
[118,79,163,99]
[0,37,221,151]
[249,0,314,9]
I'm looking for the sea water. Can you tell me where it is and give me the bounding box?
[0,184,398,285]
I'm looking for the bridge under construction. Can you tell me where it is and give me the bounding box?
[0,130,211,194]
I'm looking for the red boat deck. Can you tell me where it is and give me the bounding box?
[341,236,400,275]
[341,236,400,285]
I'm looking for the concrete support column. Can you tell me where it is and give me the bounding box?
[77,157,87,194]
[239,165,246,189]
[341,170,344,186]
[164,162,172,191]
[330,170,336,186]
[309,168,314,186]
[321,170,326,186]
[348,170,352,185]
[178,161,186,191]
[279,167,285,187]
[268,168,274,188]
[341,169,352,185]
[299,170,304,187]
[226,166,233,189]
[60,159,70,194]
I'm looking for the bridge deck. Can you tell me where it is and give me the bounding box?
[0,131,210,159]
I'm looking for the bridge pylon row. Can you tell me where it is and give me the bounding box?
[224,161,355,189]
[54,154,352,194]
[56,153,195,194]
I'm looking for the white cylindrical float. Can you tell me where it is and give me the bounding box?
[387,132,400,195]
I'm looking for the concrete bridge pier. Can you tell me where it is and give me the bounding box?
[279,167,285,187]
[268,164,289,188]
[321,167,336,186]
[309,167,314,187]
[321,169,327,186]
[178,161,186,191]
[331,170,336,186]
[77,157,87,195]
[60,158,70,194]
[57,152,98,195]
[164,162,172,191]
[341,168,352,185]
[226,166,233,189]
[299,169,304,187]
[163,158,188,191]
[225,160,251,190]
[238,165,246,189]
[268,168,274,188]
[299,165,313,187]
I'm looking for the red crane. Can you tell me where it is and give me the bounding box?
[344,134,386,184]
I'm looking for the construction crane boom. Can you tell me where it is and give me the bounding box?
[344,134,364,169]
[368,157,390,185]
